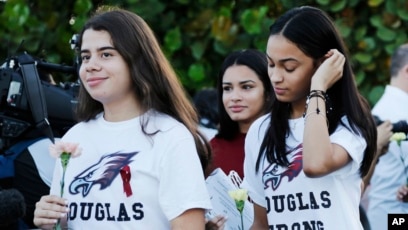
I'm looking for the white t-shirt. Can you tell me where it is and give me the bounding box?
[367,85,408,230]
[50,110,212,229]
[242,114,366,229]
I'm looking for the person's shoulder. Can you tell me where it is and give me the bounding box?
[147,110,188,133]
[247,113,270,140]
[337,115,364,137]
[63,120,88,133]
[62,114,103,137]
[251,113,270,130]
[60,123,86,141]
[339,115,361,130]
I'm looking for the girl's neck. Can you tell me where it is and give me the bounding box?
[103,97,144,122]
[290,98,307,119]
[238,122,250,134]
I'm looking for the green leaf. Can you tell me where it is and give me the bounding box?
[368,85,385,106]
[348,0,359,7]
[385,43,399,55]
[316,0,330,5]
[361,37,376,51]
[128,0,166,18]
[336,21,351,37]
[11,4,30,26]
[366,63,378,72]
[354,52,372,64]
[369,15,383,28]
[213,40,229,55]
[240,6,268,35]
[396,8,408,20]
[241,10,260,34]
[164,27,182,53]
[191,41,206,60]
[368,0,384,7]
[211,15,236,43]
[218,6,231,18]
[354,27,367,41]
[188,63,205,82]
[376,27,397,41]
[394,32,408,49]
[74,0,93,15]
[330,0,347,12]
[72,17,87,32]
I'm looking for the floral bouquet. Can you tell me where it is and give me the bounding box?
[49,141,82,230]
[228,188,248,230]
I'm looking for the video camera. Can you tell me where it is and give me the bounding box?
[0,48,79,151]
[373,115,408,134]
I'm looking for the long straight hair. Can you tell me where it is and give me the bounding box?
[76,6,211,170]
[216,49,274,140]
[256,6,377,178]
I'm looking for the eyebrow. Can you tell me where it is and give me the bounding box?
[223,80,256,85]
[80,46,116,54]
[266,53,298,63]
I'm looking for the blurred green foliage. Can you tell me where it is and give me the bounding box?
[1,0,407,106]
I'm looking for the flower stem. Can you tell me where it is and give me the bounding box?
[60,169,66,197]
[54,221,62,230]
[241,213,244,230]
[57,153,69,230]
[55,169,66,230]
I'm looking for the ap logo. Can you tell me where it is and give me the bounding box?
[388,214,408,230]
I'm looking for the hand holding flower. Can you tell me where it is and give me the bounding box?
[49,141,82,230]
[33,195,70,230]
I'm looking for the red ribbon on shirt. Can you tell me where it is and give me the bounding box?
[120,165,132,197]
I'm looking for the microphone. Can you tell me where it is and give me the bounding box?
[0,188,26,228]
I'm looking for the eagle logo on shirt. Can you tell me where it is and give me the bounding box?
[69,151,138,197]
[262,144,303,191]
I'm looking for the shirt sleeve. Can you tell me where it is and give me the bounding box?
[330,116,367,177]
[158,128,212,221]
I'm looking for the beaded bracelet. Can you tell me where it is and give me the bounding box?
[302,90,333,118]
[310,89,325,94]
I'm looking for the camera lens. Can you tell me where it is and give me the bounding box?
[392,120,408,134]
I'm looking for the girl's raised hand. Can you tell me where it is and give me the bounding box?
[311,49,345,91]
